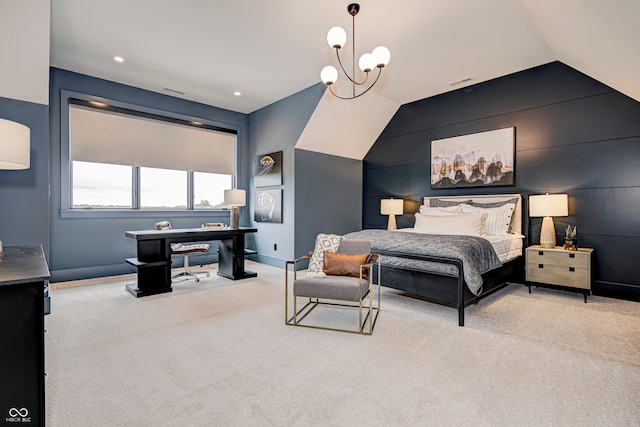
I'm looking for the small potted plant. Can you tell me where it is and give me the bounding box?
[564,225,578,251]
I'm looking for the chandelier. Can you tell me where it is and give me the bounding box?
[320,3,391,100]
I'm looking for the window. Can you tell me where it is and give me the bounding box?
[66,99,236,212]
[194,172,231,209]
[140,167,187,209]
[72,161,132,208]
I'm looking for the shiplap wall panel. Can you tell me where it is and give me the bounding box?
[363,61,640,298]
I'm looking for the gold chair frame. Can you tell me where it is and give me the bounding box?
[285,252,381,335]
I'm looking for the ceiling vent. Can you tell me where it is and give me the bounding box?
[448,77,475,87]
[163,87,185,95]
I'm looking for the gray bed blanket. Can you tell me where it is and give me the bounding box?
[343,230,502,295]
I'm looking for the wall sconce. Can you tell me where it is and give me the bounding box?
[0,118,30,170]
[529,193,568,248]
[380,198,403,230]
[224,189,246,229]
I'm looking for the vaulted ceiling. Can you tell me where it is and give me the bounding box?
[50,0,640,159]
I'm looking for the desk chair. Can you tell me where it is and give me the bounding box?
[155,221,211,283]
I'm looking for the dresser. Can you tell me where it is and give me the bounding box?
[525,245,594,302]
[0,245,50,426]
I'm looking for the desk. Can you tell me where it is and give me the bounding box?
[0,245,50,426]
[125,227,257,297]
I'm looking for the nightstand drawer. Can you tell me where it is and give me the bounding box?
[527,250,589,269]
[526,263,590,289]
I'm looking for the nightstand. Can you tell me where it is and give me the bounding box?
[525,245,594,302]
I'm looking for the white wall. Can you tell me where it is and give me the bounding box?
[0,0,50,105]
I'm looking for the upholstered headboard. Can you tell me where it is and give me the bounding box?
[421,193,527,237]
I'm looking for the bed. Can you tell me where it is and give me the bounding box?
[344,193,528,326]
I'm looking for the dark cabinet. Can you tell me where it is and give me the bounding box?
[0,246,49,426]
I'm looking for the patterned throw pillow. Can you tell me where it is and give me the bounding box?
[460,203,516,235]
[307,233,343,278]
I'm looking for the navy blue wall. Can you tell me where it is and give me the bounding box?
[363,61,640,299]
[247,83,325,267]
[0,96,49,252]
[295,149,362,257]
[49,68,249,281]
[248,83,364,266]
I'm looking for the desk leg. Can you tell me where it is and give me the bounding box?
[126,239,173,297]
[218,235,257,280]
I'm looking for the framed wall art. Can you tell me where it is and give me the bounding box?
[430,127,515,189]
[254,151,282,187]
[254,189,282,223]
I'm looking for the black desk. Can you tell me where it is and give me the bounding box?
[0,245,50,426]
[125,227,257,297]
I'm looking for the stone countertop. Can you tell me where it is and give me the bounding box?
[0,245,50,287]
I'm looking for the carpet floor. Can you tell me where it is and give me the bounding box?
[45,261,640,426]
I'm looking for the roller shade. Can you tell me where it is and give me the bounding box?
[69,104,235,174]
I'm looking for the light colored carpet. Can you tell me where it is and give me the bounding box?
[46,261,640,426]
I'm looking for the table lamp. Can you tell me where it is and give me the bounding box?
[224,189,246,229]
[380,198,403,230]
[0,118,30,170]
[529,193,568,248]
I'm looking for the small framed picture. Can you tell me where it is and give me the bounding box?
[254,189,282,223]
[254,151,282,187]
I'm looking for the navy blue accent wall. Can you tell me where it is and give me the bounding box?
[363,62,640,300]
[0,96,50,252]
[295,149,362,258]
[247,83,325,267]
[49,68,249,281]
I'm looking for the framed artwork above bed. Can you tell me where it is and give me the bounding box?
[430,127,515,189]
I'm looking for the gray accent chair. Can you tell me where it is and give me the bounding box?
[285,239,381,335]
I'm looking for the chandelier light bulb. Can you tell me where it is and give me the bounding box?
[320,4,390,100]
[327,26,347,49]
[321,65,338,85]
[358,53,374,73]
[371,46,391,68]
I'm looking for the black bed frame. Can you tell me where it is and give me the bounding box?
[375,194,529,327]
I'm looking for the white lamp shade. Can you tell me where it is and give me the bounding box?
[529,194,568,217]
[381,198,403,215]
[224,189,246,206]
[371,46,391,67]
[320,66,338,85]
[358,53,374,73]
[0,118,30,170]
[326,26,347,48]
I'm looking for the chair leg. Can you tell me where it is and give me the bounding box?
[172,254,210,283]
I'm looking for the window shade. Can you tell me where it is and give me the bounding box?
[69,104,235,175]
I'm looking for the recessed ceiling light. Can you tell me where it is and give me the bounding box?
[191,121,203,126]
[233,91,241,97]
[89,101,108,107]
[113,56,124,63]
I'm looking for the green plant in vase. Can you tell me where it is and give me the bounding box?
[564,225,578,250]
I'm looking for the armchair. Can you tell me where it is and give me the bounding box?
[285,239,380,335]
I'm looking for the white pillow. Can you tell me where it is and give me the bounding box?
[418,205,462,216]
[307,233,342,278]
[413,212,487,236]
[460,203,515,235]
